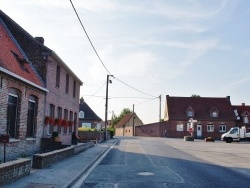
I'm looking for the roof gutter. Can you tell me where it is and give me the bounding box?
[0,67,49,93]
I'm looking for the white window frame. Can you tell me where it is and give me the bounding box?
[212,112,218,117]
[244,116,249,124]
[177,124,183,131]
[79,110,84,118]
[219,125,226,132]
[187,111,193,117]
[207,124,214,132]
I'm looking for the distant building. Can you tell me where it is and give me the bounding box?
[115,113,143,136]
[79,97,102,130]
[232,103,250,128]
[164,95,236,139]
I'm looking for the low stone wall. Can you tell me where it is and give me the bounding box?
[32,142,94,169]
[78,131,106,143]
[32,147,74,169]
[74,142,94,154]
[0,158,31,186]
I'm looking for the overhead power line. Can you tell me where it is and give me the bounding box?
[70,0,111,75]
[70,0,157,98]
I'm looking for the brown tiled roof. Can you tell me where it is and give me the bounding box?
[232,104,250,124]
[115,113,134,128]
[166,95,235,121]
[0,20,44,87]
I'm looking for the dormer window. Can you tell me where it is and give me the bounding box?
[11,50,29,72]
[242,111,250,124]
[210,107,219,118]
[79,110,84,118]
[243,116,249,124]
[212,112,218,118]
[186,106,194,117]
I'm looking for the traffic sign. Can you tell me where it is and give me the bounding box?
[189,128,193,133]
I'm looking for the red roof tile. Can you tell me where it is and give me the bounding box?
[115,113,134,128]
[0,22,44,87]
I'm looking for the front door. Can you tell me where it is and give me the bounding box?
[197,124,202,138]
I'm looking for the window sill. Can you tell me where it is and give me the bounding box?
[9,139,21,143]
[26,138,36,141]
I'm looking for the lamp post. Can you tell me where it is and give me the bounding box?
[104,75,113,140]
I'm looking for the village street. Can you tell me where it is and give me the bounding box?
[79,137,250,188]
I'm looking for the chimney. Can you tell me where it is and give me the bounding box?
[226,96,230,101]
[242,103,245,106]
[35,37,44,45]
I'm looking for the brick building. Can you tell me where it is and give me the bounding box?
[0,9,83,162]
[0,14,48,161]
[164,95,236,139]
[115,113,143,136]
[232,103,250,128]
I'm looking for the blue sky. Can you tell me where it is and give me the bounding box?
[1,0,250,124]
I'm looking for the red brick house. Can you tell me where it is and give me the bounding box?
[164,95,236,139]
[232,103,250,128]
[115,113,143,136]
[0,13,48,161]
[0,10,83,148]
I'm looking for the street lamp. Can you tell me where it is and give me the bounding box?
[104,74,113,140]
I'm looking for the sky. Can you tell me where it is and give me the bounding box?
[1,0,250,124]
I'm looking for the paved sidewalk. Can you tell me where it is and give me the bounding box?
[3,139,117,188]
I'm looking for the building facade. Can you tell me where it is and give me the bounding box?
[0,14,48,161]
[164,95,236,139]
[115,113,143,136]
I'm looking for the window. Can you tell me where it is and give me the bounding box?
[63,109,68,134]
[243,116,249,124]
[177,124,183,131]
[57,107,62,134]
[65,74,69,94]
[27,95,37,137]
[7,88,20,138]
[210,107,219,118]
[74,112,77,132]
[56,65,60,88]
[69,111,73,133]
[186,106,194,117]
[73,80,76,98]
[49,104,55,134]
[212,112,218,118]
[207,124,214,132]
[187,111,193,117]
[219,125,226,132]
[79,111,84,118]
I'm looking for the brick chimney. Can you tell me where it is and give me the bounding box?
[242,103,245,106]
[35,37,44,45]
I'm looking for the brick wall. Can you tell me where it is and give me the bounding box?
[0,73,46,162]
[43,56,81,145]
[136,122,165,137]
[0,158,31,185]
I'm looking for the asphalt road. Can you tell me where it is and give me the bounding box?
[81,137,250,188]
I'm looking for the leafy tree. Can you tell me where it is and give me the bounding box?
[191,94,200,97]
[112,108,132,127]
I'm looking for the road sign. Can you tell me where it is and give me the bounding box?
[189,128,193,133]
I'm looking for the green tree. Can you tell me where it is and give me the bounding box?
[191,94,200,97]
[112,108,132,127]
